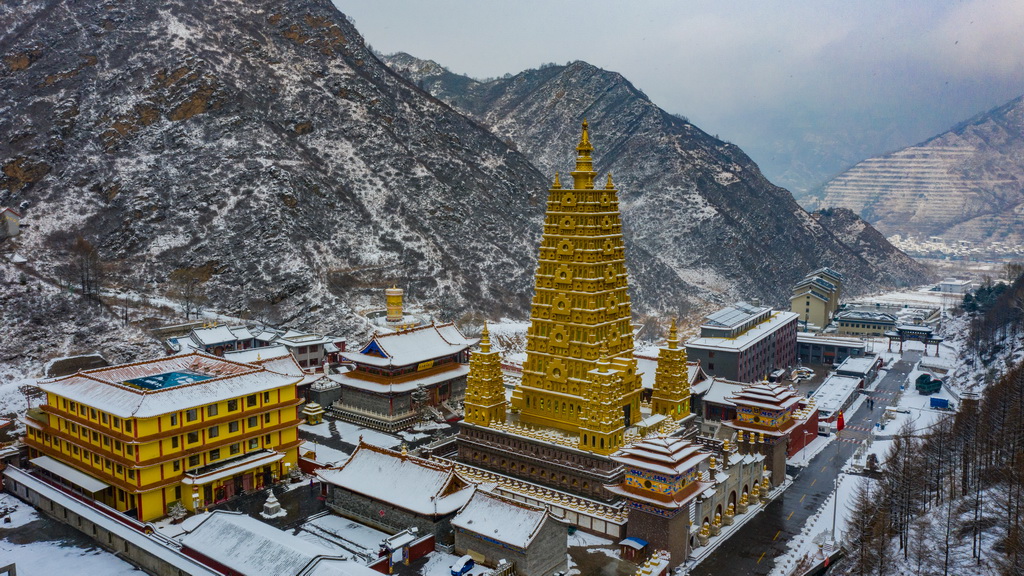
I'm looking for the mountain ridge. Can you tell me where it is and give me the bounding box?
[820,94,1024,244]
[385,52,928,308]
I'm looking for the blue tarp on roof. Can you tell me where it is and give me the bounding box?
[619,537,649,550]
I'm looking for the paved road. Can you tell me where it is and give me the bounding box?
[690,351,922,575]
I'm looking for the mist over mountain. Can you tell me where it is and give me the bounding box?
[820,95,1024,245]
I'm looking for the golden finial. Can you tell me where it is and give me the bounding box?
[605,172,614,189]
[480,321,491,353]
[400,443,408,457]
[552,172,562,189]
[577,119,593,155]
[667,318,678,349]
[256,353,261,362]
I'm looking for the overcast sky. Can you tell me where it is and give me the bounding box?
[334,0,1024,193]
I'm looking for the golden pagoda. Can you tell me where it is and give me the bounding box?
[463,322,507,426]
[650,319,692,420]
[457,121,653,500]
[507,121,642,454]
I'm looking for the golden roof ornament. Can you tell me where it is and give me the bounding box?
[552,172,562,189]
[605,172,614,189]
[577,119,593,155]
[667,317,679,349]
[480,321,491,353]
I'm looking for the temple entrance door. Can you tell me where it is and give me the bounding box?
[234,474,244,496]
[243,473,253,492]
[203,485,212,505]
[623,404,632,427]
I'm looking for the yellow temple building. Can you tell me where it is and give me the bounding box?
[23,353,302,521]
[459,122,693,501]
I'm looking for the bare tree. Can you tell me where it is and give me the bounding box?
[167,268,209,321]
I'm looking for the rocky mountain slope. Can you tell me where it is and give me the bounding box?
[386,53,928,308]
[820,95,1024,244]
[0,0,552,328]
[0,0,928,337]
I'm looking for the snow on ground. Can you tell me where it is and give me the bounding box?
[0,363,37,423]
[419,551,490,576]
[0,497,142,575]
[297,514,389,556]
[0,539,144,575]
[567,530,614,548]
[301,441,350,466]
[767,473,865,576]
[299,420,402,449]
[788,434,835,468]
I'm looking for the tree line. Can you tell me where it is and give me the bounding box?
[843,359,1024,576]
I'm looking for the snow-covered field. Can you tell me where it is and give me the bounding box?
[0,495,142,575]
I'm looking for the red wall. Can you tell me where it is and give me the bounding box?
[787,409,820,458]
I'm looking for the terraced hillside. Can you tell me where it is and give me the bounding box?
[821,95,1024,244]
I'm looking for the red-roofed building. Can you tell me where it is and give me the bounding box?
[724,381,817,486]
[605,435,712,567]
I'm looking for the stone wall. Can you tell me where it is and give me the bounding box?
[3,467,214,576]
[454,518,567,576]
[325,485,456,544]
[456,424,622,502]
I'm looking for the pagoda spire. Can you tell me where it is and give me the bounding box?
[480,321,491,353]
[651,317,692,421]
[510,121,641,441]
[463,320,506,426]
[571,120,597,189]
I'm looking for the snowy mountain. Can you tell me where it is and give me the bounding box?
[1,0,926,336]
[385,53,928,308]
[820,95,1024,244]
[0,0,547,328]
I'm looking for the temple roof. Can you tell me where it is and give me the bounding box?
[342,323,475,368]
[610,435,710,477]
[452,491,551,548]
[726,381,802,412]
[37,352,300,418]
[317,443,475,516]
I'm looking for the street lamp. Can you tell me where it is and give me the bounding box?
[802,429,814,467]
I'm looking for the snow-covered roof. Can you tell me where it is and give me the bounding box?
[1,206,22,218]
[687,311,799,352]
[30,455,109,493]
[342,323,475,368]
[317,443,475,516]
[796,333,866,348]
[727,381,803,412]
[452,491,551,549]
[327,364,469,394]
[190,326,245,346]
[812,374,863,415]
[835,310,897,323]
[701,378,746,406]
[37,352,301,418]
[180,511,356,576]
[224,345,289,364]
[791,287,830,303]
[835,356,879,376]
[181,450,284,486]
[610,435,710,477]
[635,357,705,390]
